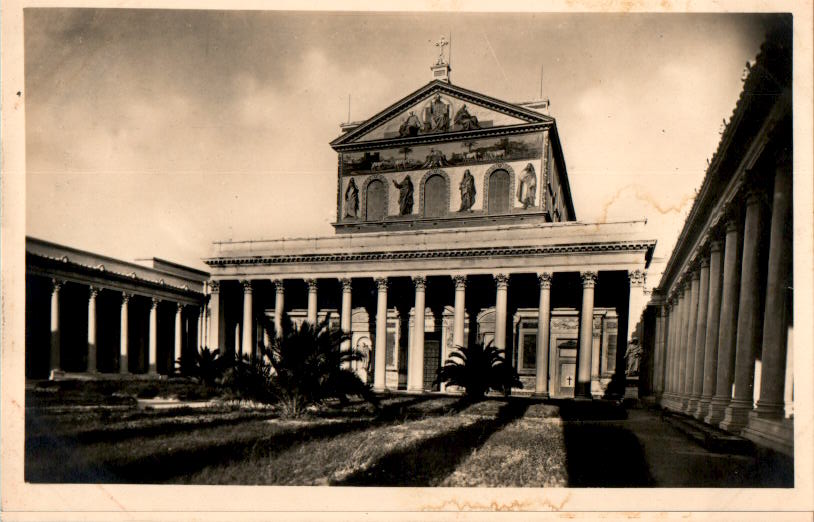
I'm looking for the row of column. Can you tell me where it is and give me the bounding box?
[216,270,628,397]
[48,281,202,375]
[655,161,792,432]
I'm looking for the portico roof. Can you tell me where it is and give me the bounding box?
[205,220,656,279]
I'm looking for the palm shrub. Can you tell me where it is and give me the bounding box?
[174,346,231,387]
[436,341,522,399]
[253,314,379,416]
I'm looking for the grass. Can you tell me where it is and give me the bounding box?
[24,381,793,487]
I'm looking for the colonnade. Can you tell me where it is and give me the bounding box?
[211,269,645,396]
[653,159,793,439]
[48,280,204,375]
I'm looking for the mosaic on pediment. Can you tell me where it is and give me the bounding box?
[341,132,544,176]
[354,93,532,143]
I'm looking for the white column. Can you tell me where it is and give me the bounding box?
[653,305,666,397]
[721,190,764,432]
[120,293,130,374]
[627,269,646,343]
[408,276,426,392]
[707,218,742,425]
[682,270,700,411]
[752,161,793,420]
[197,306,203,350]
[535,272,552,397]
[174,303,183,372]
[689,256,711,414]
[306,278,318,325]
[452,276,466,349]
[272,279,284,337]
[208,281,220,349]
[493,274,509,350]
[340,278,352,368]
[374,277,388,392]
[577,271,597,398]
[241,280,253,358]
[148,297,158,374]
[49,279,63,374]
[87,286,99,373]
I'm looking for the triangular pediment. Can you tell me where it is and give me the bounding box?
[331,81,553,147]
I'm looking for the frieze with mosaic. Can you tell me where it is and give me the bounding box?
[341,132,544,176]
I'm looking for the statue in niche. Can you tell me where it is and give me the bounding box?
[392,175,414,215]
[398,111,423,137]
[454,104,480,130]
[427,94,450,132]
[344,178,359,218]
[516,162,537,209]
[625,339,642,377]
[459,169,476,211]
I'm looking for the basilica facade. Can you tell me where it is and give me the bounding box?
[204,60,656,398]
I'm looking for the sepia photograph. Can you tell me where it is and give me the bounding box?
[2,1,813,519]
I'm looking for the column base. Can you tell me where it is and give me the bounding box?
[373,385,387,393]
[532,391,550,399]
[679,395,691,411]
[148,364,158,375]
[574,382,592,398]
[705,396,730,426]
[119,355,129,374]
[694,396,712,420]
[742,411,793,456]
[686,397,700,414]
[719,398,753,433]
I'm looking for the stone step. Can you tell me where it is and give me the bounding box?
[663,412,755,455]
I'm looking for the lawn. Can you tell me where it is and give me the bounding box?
[24,380,792,487]
[25,383,573,486]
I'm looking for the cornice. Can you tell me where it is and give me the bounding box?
[205,240,656,267]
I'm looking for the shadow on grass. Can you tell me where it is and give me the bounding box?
[25,395,471,483]
[562,421,655,487]
[334,399,530,486]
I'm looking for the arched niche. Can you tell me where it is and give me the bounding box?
[483,163,516,215]
[419,169,451,218]
[361,175,389,221]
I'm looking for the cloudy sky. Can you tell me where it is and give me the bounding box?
[25,9,771,285]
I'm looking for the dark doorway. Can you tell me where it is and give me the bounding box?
[423,333,441,391]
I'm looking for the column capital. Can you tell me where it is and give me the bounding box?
[51,278,64,293]
[628,269,646,288]
[411,275,426,291]
[494,273,509,288]
[709,238,723,254]
[375,277,390,291]
[208,280,220,293]
[272,279,284,294]
[241,279,253,293]
[89,286,100,298]
[177,302,184,312]
[699,255,710,269]
[538,272,553,288]
[743,185,768,209]
[580,271,598,288]
[690,268,701,282]
[150,297,160,308]
[340,277,353,292]
[453,275,467,289]
[305,278,318,291]
[121,292,132,305]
